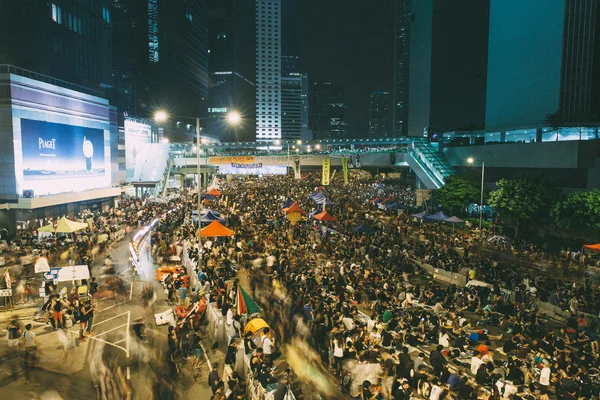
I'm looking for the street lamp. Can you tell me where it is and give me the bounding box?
[467,157,485,232]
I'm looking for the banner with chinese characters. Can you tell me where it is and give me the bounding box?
[342,157,349,185]
[231,163,263,168]
[294,158,301,179]
[321,158,331,186]
[208,156,255,165]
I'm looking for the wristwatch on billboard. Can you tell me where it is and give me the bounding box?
[83,136,94,171]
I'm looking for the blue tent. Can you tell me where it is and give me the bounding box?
[200,211,225,224]
[281,198,294,209]
[204,194,216,201]
[352,223,376,233]
[424,211,450,222]
[200,208,221,216]
[384,202,405,210]
[411,211,429,220]
[310,193,334,206]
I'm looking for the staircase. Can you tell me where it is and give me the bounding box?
[406,138,454,189]
[155,155,174,197]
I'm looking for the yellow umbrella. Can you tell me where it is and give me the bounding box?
[55,216,88,233]
[38,223,55,232]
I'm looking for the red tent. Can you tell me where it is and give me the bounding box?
[584,243,600,252]
[313,211,338,222]
[197,220,235,237]
[285,202,307,214]
[207,188,222,197]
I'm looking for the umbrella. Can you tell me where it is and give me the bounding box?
[55,217,88,233]
[352,223,375,233]
[313,211,337,222]
[411,211,430,220]
[424,211,450,222]
[198,220,235,237]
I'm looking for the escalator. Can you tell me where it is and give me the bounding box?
[406,138,454,189]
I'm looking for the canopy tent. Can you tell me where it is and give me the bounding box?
[200,208,221,216]
[313,211,338,222]
[199,211,225,224]
[280,198,294,209]
[352,223,376,233]
[445,216,465,224]
[584,243,600,252]
[236,286,261,315]
[55,217,88,233]
[411,211,430,220]
[309,193,335,206]
[384,202,405,210]
[488,235,512,247]
[381,196,395,205]
[424,211,450,222]
[285,202,307,214]
[207,188,221,197]
[203,194,216,201]
[38,223,55,233]
[198,220,235,237]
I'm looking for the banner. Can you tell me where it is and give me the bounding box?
[342,158,349,185]
[321,158,331,186]
[208,156,255,165]
[294,158,301,179]
[231,163,263,168]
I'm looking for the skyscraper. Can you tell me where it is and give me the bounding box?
[369,91,392,137]
[110,0,209,125]
[281,76,302,140]
[0,0,113,90]
[408,0,490,136]
[206,0,256,142]
[392,0,411,137]
[309,82,347,140]
[256,0,282,142]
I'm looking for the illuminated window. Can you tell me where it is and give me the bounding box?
[102,7,111,23]
[51,4,62,24]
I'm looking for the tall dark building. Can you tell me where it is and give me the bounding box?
[369,91,392,137]
[281,0,301,76]
[281,76,302,140]
[206,0,256,142]
[408,0,490,136]
[309,82,347,140]
[392,0,411,137]
[0,0,113,90]
[110,0,208,130]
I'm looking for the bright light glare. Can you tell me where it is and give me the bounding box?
[315,144,321,150]
[296,140,302,145]
[161,138,169,144]
[467,157,475,164]
[154,110,168,122]
[274,139,281,145]
[200,138,208,144]
[226,111,241,125]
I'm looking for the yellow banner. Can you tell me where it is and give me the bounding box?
[322,158,331,186]
[342,158,349,185]
[208,156,255,165]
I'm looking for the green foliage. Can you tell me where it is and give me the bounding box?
[552,188,600,234]
[464,218,492,230]
[488,173,560,236]
[436,175,480,216]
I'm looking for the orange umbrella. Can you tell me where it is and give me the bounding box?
[285,202,307,214]
[207,188,221,197]
[313,211,338,222]
[197,220,235,237]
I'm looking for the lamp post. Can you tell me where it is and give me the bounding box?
[467,157,485,232]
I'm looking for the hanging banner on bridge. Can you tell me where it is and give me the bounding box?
[321,158,331,186]
[294,158,301,180]
[231,163,263,169]
[341,158,349,185]
[208,156,255,165]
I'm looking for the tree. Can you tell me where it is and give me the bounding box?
[543,110,566,141]
[488,173,560,238]
[436,175,480,216]
[552,189,600,235]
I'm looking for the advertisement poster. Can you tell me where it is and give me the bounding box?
[124,119,152,181]
[321,158,330,186]
[20,119,105,181]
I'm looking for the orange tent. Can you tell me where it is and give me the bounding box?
[285,202,307,214]
[313,211,338,222]
[207,188,222,197]
[197,220,235,237]
[584,243,600,252]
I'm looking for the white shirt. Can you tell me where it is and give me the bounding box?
[429,385,443,400]
[262,336,273,355]
[539,366,551,386]
[226,308,234,326]
[23,330,36,348]
[471,356,484,375]
[439,333,450,347]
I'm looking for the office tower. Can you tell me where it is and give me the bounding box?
[486,0,600,130]
[309,82,347,140]
[256,0,282,142]
[393,0,411,137]
[300,73,310,131]
[0,1,113,89]
[370,91,392,137]
[408,0,490,136]
[110,0,208,124]
[206,0,256,142]
[281,75,302,140]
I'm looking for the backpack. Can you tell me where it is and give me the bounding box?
[73,307,81,322]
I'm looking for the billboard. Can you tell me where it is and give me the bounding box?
[18,119,110,195]
[124,119,152,181]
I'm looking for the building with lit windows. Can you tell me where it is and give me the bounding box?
[281,76,302,141]
[256,0,282,142]
[369,91,392,137]
[309,82,347,140]
[393,0,411,137]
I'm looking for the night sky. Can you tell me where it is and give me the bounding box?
[296,0,395,137]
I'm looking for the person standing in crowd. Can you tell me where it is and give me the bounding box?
[22,323,38,383]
